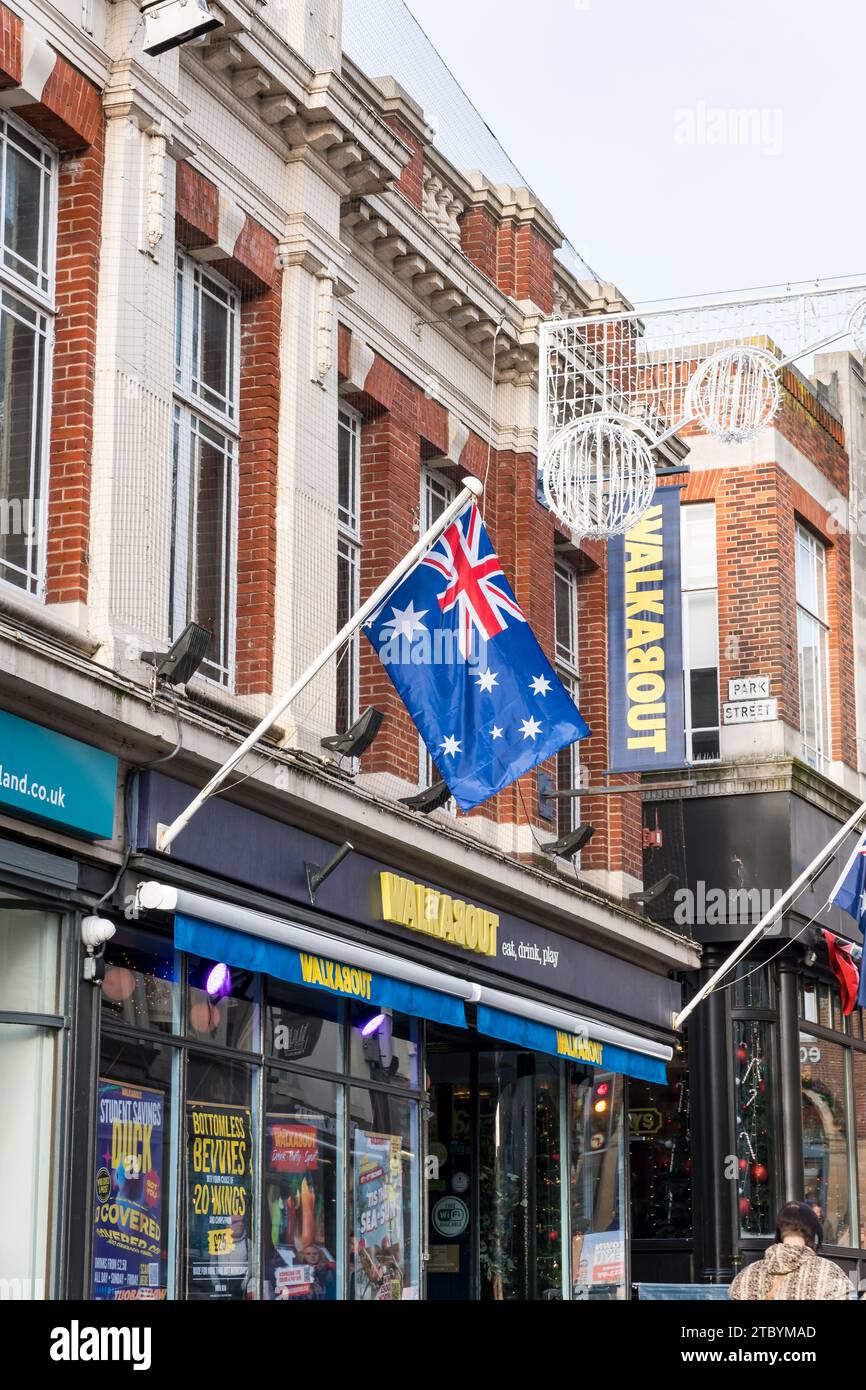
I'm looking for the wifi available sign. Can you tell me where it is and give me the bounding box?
[0,708,117,840]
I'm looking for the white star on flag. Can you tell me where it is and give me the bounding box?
[380,600,428,642]
[440,734,462,757]
[519,717,543,741]
[490,725,503,740]
[474,668,499,693]
[530,675,552,697]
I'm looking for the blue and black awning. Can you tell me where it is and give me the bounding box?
[137,882,672,1084]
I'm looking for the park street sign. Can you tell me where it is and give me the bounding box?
[723,698,778,725]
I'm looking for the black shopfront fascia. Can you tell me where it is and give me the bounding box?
[132,770,681,1040]
[638,785,866,1287]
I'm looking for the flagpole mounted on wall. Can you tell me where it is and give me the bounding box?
[154,476,484,855]
[673,794,866,1031]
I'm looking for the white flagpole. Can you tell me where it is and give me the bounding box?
[156,475,484,854]
[674,795,866,1030]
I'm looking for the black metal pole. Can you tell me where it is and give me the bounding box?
[691,948,736,1282]
[777,962,805,1203]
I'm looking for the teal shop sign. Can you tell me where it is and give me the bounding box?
[0,709,117,839]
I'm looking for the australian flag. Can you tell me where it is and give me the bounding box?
[364,502,589,812]
[829,827,866,1008]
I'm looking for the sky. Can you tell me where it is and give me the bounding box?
[399,0,866,304]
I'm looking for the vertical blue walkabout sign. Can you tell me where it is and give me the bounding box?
[607,487,685,773]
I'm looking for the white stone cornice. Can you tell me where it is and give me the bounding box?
[278,212,348,278]
[102,57,192,147]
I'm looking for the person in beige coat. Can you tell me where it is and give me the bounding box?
[730,1202,851,1300]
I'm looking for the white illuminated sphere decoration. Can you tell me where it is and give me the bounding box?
[542,413,657,539]
[849,299,866,357]
[686,345,780,443]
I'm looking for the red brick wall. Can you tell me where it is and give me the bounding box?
[45,128,104,604]
[0,4,20,89]
[459,205,497,281]
[666,462,857,771]
[175,161,218,250]
[383,114,424,210]
[235,275,281,695]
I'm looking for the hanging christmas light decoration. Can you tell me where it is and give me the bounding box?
[685,346,781,443]
[542,412,656,538]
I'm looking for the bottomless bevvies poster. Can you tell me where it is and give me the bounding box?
[353,1130,405,1300]
[607,486,685,772]
[92,1079,166,1300]
[186,1101,253,1299]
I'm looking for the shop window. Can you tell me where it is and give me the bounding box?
[732,961,771,1010]
[733,1020,776,1236]
[184,1054,257,1300]
[348,1087,420,1300]
[477,1051,534,1301]
[264,1069,340,1300]
[796,522,831,770]
[186,952,258,1051]
[172,255,240,687]
[852,1051,866,1247]
[0,116,54,599]
[102,924,177,1034]
[569,1069,626,1299]
[629,1060,692,1239]
[534,1065,564,1297]
[681,503,720,762]
[0,905,63,1299]
[266,977,342,1073]
[94,1038,175,1301]
[348,1003,419,1088]
[800,1032,852,1246]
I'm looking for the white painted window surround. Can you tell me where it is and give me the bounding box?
[0,114,55,601]
[171,253,240,688]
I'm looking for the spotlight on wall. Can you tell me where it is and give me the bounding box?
[539,823,595,859]
[629,872,678,910]
[398,780,452,814]
[141,621,212,687]
[359,1012,386,1038]
[81,915,116,984]
[205,962,232,1000]
[141,0,222,57]
[305,840,353,903]
[321,707,384,760]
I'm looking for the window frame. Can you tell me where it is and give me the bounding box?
[680,502,720,764]
[418,464,458,802]
[554,557,581,839]
[337,403,362,733]
[0,113,57,602]
[795,521,831,771]
[172,253,241,688]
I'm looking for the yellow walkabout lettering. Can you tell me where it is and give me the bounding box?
[299,952,371,1000]
[379,871,498,958]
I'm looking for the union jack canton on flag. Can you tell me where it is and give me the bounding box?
[364,502,590,812]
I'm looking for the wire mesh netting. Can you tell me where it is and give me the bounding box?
[540,277,866,469]
[342,0,598,281]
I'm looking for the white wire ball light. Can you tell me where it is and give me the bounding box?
[686,345,780,443]
[542,413,657,539]
[848,298,866,357]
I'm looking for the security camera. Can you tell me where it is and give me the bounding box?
[141,0,222,58]
[81,916,117,952]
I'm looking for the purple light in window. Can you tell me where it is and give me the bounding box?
[360,1012,386,1037]
[205,962,231,999]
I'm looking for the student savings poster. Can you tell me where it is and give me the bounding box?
[92,1078,166,1300]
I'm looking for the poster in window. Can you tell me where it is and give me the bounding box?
[353,1129,405,1301]
[186,1101,253,1299]
[92,1078,166,1300]
[264,1114,336,1300]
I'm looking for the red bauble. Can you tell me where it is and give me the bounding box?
[739,1196,752,1219]
[738,1157,749,1173]
[736,1044,748,1065]
[751,1163,769,1183]
[758,1081,766,1095]
[681,1158,692,1176]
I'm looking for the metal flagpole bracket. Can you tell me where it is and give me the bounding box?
[306,841,353,904]
[155,823,172,855]
[154,476,483,855]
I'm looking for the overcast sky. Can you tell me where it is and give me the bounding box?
[404,0,866,304]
